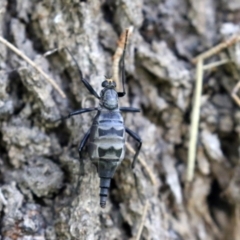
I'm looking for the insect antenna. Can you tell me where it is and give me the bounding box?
[65,47,84,81]
[65,47,100,99]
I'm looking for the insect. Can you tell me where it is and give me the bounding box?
[58,30,142,208]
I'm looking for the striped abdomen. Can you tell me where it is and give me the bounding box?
[88,110,125,207]
[88,110,125,163]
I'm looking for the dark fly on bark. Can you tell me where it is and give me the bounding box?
[57,29,142,208]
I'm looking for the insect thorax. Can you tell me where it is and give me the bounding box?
[100,80,118,110]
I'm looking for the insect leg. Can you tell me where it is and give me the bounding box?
[120,107,140,112]
[125,127,142,169]
[66,48,100,99]
[78,128,91,176]
[55,107,98,121]
[71,129,91,198]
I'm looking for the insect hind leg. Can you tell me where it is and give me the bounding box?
[72,128,91,198]
[78,128,91,176]
[125,127,142,169]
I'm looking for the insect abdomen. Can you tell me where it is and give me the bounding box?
[88,110,125,207]
[88,110,125,162]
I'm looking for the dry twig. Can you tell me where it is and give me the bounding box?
[203,58,230,70]
[193,34,240,107]
[187,59,203,182]
[192,35,240,64]
[0,36,66,98]
[232,80,240,106]
[135,200,149,240]
[188,34,240,182]
[112,26,133,89]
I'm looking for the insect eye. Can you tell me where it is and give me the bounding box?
[102,80,108,88]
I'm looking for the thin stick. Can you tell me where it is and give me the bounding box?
[43,48,61,57]
[232,80,240,95]
[230,59,240,106]
[232,92,240,106]
[135,200,149,240]
[112,26,133,88]
[203,58,230,70]
[187,35,240,181]
[126,142,157,186]
[187,59,204,182]
[231,63,240,106]
[192,35,240,64]
[0,36,66,98]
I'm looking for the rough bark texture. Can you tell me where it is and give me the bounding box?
[0,0,240,240]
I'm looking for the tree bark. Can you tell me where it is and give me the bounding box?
[0,0,240,240]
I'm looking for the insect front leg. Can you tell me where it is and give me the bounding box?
[125,127,142,169]
[78,129,91,176]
